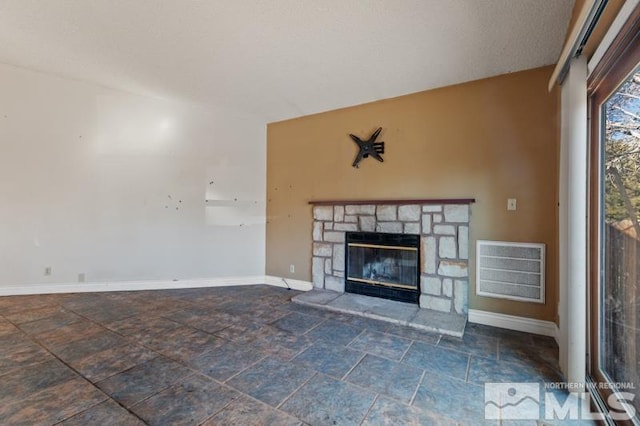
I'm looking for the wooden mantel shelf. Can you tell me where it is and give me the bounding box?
[308,198,475,206]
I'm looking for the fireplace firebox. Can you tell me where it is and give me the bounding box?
[345,232,420,303]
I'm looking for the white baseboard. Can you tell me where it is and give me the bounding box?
[264,275,313,291]
[468,309,560,344]
[0,275,313,296]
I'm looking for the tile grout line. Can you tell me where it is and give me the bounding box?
[299,317,327,337]
[399,339,415,362]
[222,353,270,385]
[126,371,203,414]
[194,382,245,426]
[51,297,259,421]
[341,351,368,381]
[91,315,220,425]
[359,393,380,426]
[284,341,315,361]
[113,305,301,416]
[409,369,427,406]
[347,341,421,366]
[4,302,150,424]
[276,371,318,410]
[345,328,367,351]
[464,355,472,382]
[210,381,304,425]
[435,333,442,345]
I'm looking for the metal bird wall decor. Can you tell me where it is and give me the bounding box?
[349,127,385,168]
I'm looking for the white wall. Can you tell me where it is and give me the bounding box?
[0,63,266,288]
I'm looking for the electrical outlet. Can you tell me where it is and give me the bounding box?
[44,266,52,276]
[289,264,295,273]
[78,273,85,283]
[507,198,517,211]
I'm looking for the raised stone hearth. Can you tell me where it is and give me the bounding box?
[291,289,467,337]
[310,200,472,315]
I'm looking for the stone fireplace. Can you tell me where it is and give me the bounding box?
[311,200,473,315]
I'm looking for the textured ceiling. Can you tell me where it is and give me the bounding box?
[0,0,574,122]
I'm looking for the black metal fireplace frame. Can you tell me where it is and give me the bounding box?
[344,231,420,304]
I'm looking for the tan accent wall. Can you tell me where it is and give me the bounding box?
[266,66,559,322]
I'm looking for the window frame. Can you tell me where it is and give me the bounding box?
[588,5,640,424]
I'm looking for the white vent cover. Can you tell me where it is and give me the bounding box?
[476,240,545,303]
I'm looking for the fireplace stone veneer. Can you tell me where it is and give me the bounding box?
[311,201,471,314]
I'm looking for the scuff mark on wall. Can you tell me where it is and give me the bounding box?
[204,164,266,226]
[164,194,185,211]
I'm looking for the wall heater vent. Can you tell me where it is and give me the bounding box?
[476,240,545,303]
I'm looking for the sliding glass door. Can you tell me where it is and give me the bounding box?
[589,13,640,424]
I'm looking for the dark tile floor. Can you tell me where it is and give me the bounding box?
[0,285,585,425]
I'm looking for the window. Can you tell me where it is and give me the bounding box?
[589,8,640,423]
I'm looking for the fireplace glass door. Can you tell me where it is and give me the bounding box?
[345,232,419,303]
